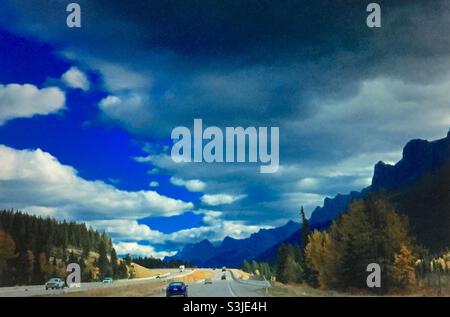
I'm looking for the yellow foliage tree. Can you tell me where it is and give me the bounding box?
[392,244,416,288]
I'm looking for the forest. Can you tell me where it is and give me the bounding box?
[0,210,127,286]
[271,195,450,294]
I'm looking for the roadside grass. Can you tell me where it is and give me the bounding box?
[173,270,214,283]
[230,269,251,280]
[132,263,173,279]
[59,282,166,297]
[270,282,450,297]
[269,282,348,297]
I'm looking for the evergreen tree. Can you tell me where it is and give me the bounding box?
[242,260,252,273]
[0,230,16,284]
[251,260,260,275]
[276,244,301,283]
[98,240,112,279]
[110,248,119,279]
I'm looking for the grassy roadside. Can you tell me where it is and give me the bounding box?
[269,282,450,297]
[172,270,214,283]
[61,282,166,297]
[230,269,251,280]
[132,263,173,279]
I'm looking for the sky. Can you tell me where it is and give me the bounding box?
[0,0,449,258]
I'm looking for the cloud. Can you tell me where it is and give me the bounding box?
[149,181,159,187]
[0,83,65,125]
[201,194,246,206]
[0,145,193,220]
[113,242,175,258]
[61,67,90,91]
[170,177,206,192]
[2,0,450,247]
[89,214,269,249]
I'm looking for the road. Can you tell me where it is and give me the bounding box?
[0,269,186,297]
[153,270,269,297]
[0,269,270,297]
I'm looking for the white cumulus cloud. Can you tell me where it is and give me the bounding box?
[113,242,175,259]
[0,83,65,125]
[170,177,206,192]
[0,145,193,220]
[61,67,90,91]
[201,194,246,206]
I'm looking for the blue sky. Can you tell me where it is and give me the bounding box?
[0,1,449,257]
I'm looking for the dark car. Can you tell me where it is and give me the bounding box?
[221,274,226,280]
[166,282,188,297]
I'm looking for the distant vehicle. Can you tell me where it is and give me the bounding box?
[222,266,226,272]
[102,277,113,284]
[45,278,65,290]
[179,265,185,272]
[166,282,188,297]
[221,274,226,280]
[204,278,213,284]
[213,268,216,271]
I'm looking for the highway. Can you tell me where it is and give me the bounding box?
[0,269,185,297]
[0,269,270,297]
[153,270,270,297]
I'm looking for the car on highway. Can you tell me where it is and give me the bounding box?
[221,274,226,280]
[102,277,113,284]
[45,278,65,290]
[166,281,188,297]
[204,278,213,284]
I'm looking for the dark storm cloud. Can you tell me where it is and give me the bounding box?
[1,0,450,228]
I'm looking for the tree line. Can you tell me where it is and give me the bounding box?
[132,256,193,269]
[0,210,127,286]
[274,195,428,293]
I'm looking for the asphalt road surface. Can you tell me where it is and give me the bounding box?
[154,270,269,297]
[0,269,186,297]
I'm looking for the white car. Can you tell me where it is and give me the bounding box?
[102,277,113,284]
[45,278,65,290]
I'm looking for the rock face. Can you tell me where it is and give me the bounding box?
[310,130,450,224]
[372,134,450,190]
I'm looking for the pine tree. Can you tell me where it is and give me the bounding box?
[242,260,252,273]
[98,240,112,279]
[276,244,301,283]
[110,248,119,279]
[251,260,260,275]
[0,230,16,285]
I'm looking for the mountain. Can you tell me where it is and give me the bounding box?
[168,130,450,266]
[166,220,299,267]
[389,161,450,252]
[310,130,450,225]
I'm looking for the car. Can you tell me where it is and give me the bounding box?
[222,266,226,272]
[221,274,226,280]
[102,277,113,284]
[166,281,188,297]
[45,278,65,290]
[204,278,213,284]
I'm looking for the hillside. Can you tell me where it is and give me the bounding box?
[0,210,124,286]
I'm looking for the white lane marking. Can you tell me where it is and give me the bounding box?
[227,279,238,297]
